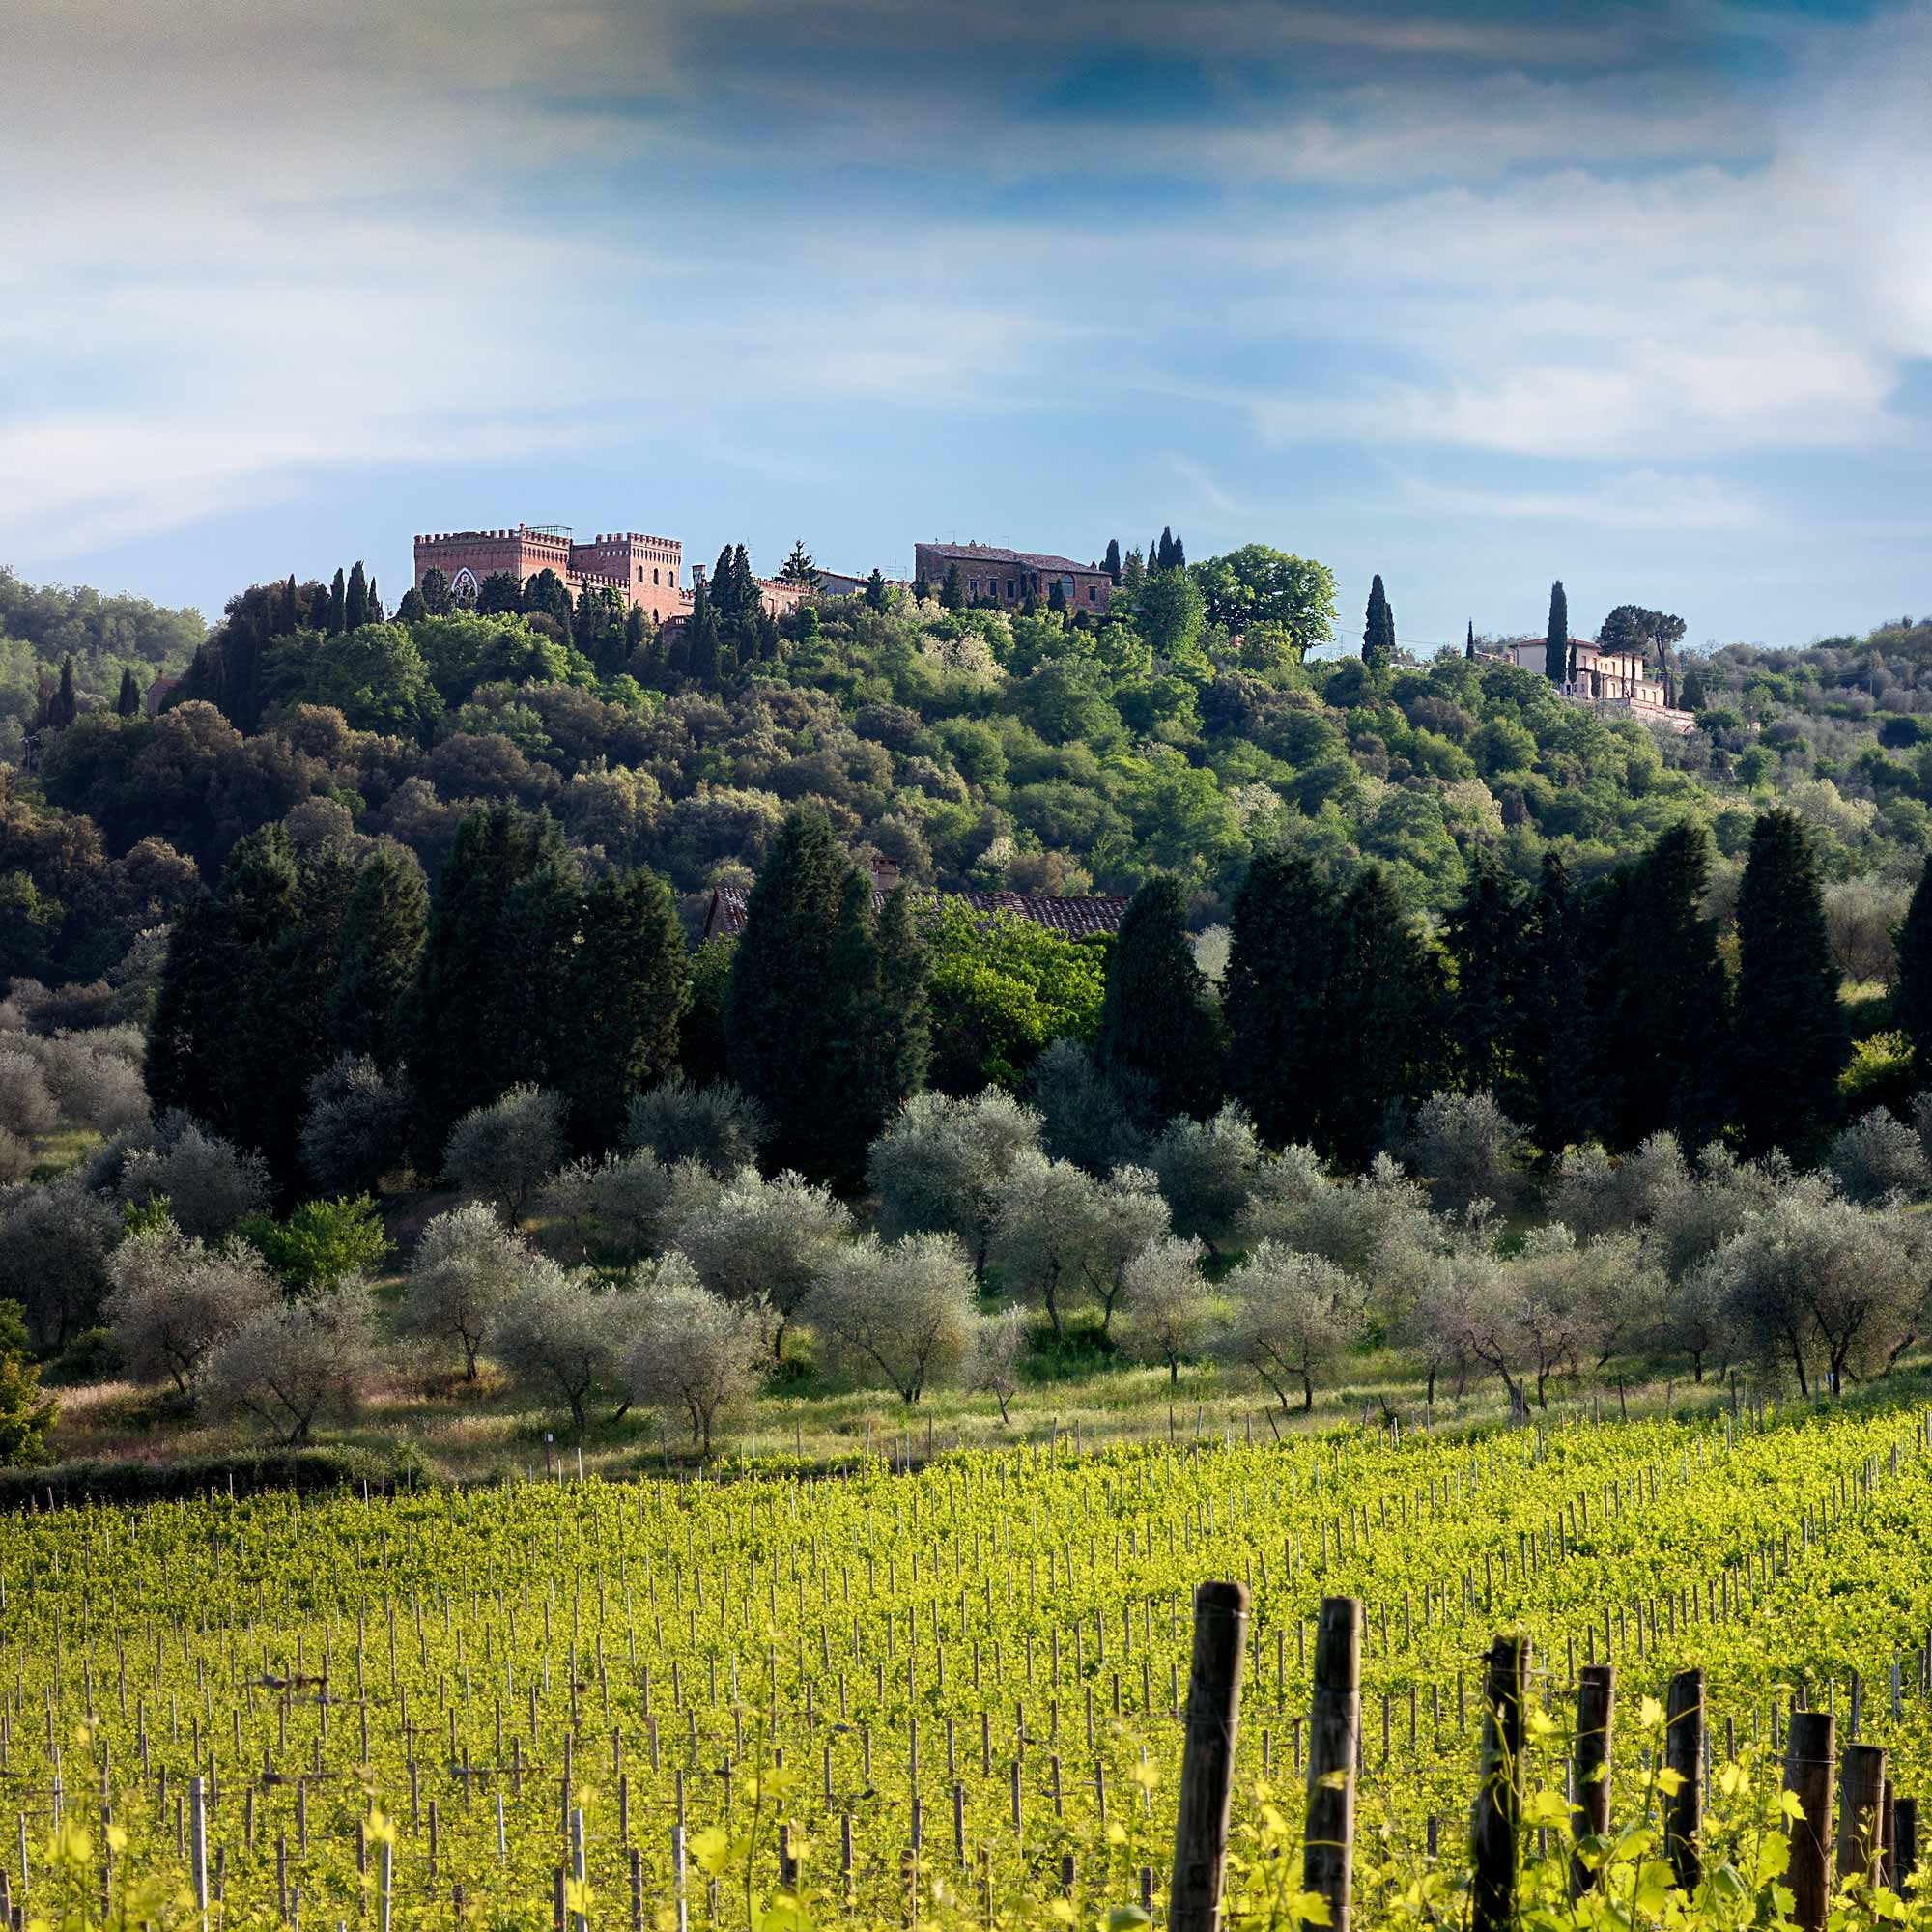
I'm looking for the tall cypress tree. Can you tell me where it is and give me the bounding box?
[940,564,964,611]
[280,574,299,634]
[1095,875,1221,1124]
[327,568,347,636]
[115,666,141,718]
[726,810,895,1183]
[328,844,429,1072]
[1103,539,1122,585]
[47,658,77,729]
[1320,867,1443,1166]
[1148,534,1161,575]
[1585,823,1729,1151]
[1895,853,1932,1076]
[365,576,383,623]
[410,806,581,1164]
[554,867,690,1152]
[1362,575,1393,674]
[872,882,930,1111]
[1442,849,1535,1107]
[1545,581,1569,684]
[685,582,721,685]
[1729,807,1845,1157]
[1521,853,1587,1154]
[1223,850,1337,1150]
[345,562,368,632]
[1464,620,1475,661]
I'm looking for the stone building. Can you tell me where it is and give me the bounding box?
[1507,639,1695,734]
[412,525,685,625]
[914,542,1113,614]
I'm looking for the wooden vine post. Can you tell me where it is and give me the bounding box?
[1784,1710,1835,1932]
[1570,1663,1614,1899]
[1302,1597,1362,1932]
[1167,1580,1249,1932]
[1663,1667,1705,1891]
[1838,1744,1888,1889]
[1470,1635,1529,1932]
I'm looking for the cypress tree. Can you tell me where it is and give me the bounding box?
[872,881,931,1110]
[726,810,895,1183]
[365,576,383,623]
[940,563,965,611]
[410,806,581,1163]
[1729,807,1845,1157]
[1465,620,1475,661]
[1585,822,1729,1151]
[554,867,690,1152]
[327,568,347,636]
[1320,867,1443,1167]
[1362,575,1393,674]
[1442,849,1534,1104]
[866,568,888,611]
[344,561,368,631]
[115,666,141,718]
[1222,849,1338,1149]
[1895,852,1932,1076]
[395,587,426,625]
[1148,534,1161,575]
[280,574,299,634]
[1103,539,1122,585]
[48,657,77,728]
[1095,875,1221,1124]
[685,582,721,685]
[328,844,429,1072]
[1155,527,1177,572]
[679,939,734,1088]
[1546,581,1568,684]
[1521,852,1588,1153]
[1171,532,1185,570]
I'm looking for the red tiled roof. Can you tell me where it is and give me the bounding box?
[703,885,1128,944]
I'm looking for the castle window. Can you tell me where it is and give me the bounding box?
[1088,585,1097,601]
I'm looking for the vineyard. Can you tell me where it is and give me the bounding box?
[8,1396,1932,1930]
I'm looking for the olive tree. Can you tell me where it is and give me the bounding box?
[669,1169,850,1361]
[444,1085,566,1226]
[103,1220,277,1398]
[0,1051,57,1139]
[1827,1109,1930,1205]
[624,1254,766,1456]
[0,1175,124,1350]
[1216,1243,1360,1412]
[868,1089,1041,1276]
[1150,1106,1260,1260]
[202,1282,375,1443]
[99,1113,270,1239]
[491,1259,632,1434]
[811,1233,977,1405]
[625,1078,769,1178]
[398,1201,534,1379]
[1394,1090,1530,1218]
[32,1031,149,1133]
[300,1055,412,1196]
[1120,1235,1210,1383]
[966,1304,1030,1423]
[1551,1133,1690,1240]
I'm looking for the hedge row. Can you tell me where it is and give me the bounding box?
[0,1444,411,1511]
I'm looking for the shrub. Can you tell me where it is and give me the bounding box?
[0,1354,57,1466]
[300,1056,412,1196]
[1828,1108,1930,1205]
[239,1195,387,1295]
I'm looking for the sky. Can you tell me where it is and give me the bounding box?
[3,0,1930,651]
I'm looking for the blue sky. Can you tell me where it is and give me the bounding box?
[3,0,1929,649]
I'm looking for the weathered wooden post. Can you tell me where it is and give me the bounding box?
[189,1775,209,1932]
[1664,1668,1705,1890]
[1838,1745,1887,1889]
[1302,1598,1361,1932]
[1168,1581,1249,1932]
[1784,1710,1834,1931]
[1571,1664,1614,1899]
[1471,1636,1530,1932]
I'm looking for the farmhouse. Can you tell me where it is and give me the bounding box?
[914,542,1114,614]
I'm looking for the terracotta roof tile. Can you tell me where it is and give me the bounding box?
[703,885,1127,943]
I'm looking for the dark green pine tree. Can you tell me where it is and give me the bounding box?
[47,657,77,729]
[409,806,581,1164]
[1441,849,1535,1107]
[779,540,819,588]
[1103,539,1122,585]
[1222,850,1338,1150]
[1320,867,1444,1167]
[871,882,930,1111]
[1728,807,1846,1157]
[554,867,690,1152]
[865,568,888,611]
[1584,823,1729,1151]
[623,604,648,662]
[344,561,368,631]
[395,587,426,625]
[1362,575,1394,674]
[115,666,141,718]
[327,568,347,636]
[1546,581,1569,684]
[1048,580,1067,618]
[726,810,895,1184]
[1095,875,1221,1125]
[327,844,429,1072]
[1895,852,1932,1077]
[1464,620,1475,661]
[940,563,965,611]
